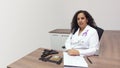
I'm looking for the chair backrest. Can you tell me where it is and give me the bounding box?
[96,27,104,40]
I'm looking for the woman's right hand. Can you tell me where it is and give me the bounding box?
[67,49,80,56]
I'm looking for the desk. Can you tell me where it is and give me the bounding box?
[7,48,63,68]
[7,31,120,68]
[99,30,120,59]
[88,56,120,68]
[7,48,120,68]
[88,30,120,68]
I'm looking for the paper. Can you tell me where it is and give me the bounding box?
[64,52,88,68]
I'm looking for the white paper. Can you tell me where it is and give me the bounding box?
[64,52,88,68]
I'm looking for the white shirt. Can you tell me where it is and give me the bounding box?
[65,25,99,56]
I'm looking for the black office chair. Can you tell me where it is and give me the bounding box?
[62,27,104,49]
[96,26,104,40]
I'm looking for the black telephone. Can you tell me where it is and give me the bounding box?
[39,49,63,65]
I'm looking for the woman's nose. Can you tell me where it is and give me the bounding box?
[79,19,82,22]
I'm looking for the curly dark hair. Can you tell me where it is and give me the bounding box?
[71,10,97,34]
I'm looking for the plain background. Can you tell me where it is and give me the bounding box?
[0,0,120,68]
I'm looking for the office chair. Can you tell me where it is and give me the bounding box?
[62,27,104,49]
[96,26,104,40]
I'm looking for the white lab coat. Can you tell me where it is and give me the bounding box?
[65,25,99,56]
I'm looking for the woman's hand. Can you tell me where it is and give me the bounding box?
[67,49,80,56]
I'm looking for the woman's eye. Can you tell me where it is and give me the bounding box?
[81,17,84,19]
[77,18,80,20]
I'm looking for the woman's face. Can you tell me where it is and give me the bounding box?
[77,13,88,30]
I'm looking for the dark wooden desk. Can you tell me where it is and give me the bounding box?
[87,56,120,68]
[88,30,120,68]
[7,30,120,68]
[7,48,120,68]
[7,48,63,68]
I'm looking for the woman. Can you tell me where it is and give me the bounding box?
[65,10,99,56]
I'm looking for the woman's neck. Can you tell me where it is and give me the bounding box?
[78,25,87,35]
[78,29,83,35]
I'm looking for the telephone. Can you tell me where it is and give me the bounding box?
[39,49,63,64]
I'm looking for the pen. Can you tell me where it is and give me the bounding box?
[87,57,92,64]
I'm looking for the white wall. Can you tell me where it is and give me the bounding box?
[62,0,120,30]
[0,0,120,68]
[0,0,64,68]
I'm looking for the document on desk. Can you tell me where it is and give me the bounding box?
[64,52,88,68]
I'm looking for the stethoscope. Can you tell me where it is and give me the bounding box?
[70,30,89,48]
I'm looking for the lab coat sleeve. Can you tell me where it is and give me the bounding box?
[65,34,72,50]
[77,30,99,56]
